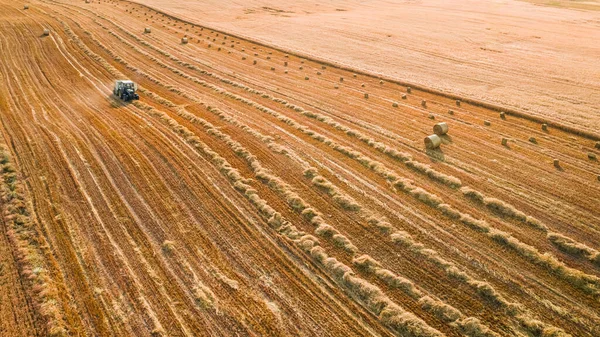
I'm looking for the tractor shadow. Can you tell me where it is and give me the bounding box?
[109,94,134,108]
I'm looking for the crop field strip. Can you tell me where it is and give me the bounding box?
[0,0,599,336]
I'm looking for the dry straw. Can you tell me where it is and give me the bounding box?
[433,122,448,136]
[424,135,441,149]
[79,19,579,335]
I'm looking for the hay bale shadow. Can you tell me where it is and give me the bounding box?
[439,135,453,144]
[426,148,445,162]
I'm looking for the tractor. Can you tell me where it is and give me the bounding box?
[113,80,139,101]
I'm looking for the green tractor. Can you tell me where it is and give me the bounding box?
[113,80,139,101]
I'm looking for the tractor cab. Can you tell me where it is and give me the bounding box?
[113,80,139,101]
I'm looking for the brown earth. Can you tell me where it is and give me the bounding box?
[0,0,599,336]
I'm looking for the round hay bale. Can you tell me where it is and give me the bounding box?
[500,112,506,119]
[392,102,398,107]
[284,70,288,74]
[242,56,246,60]
[253,60,257,65]
[553,159,560,168]
[428,114,435,120]
[361,83,365,88]
[305,76,309,80]
[588,153,597,160]
[501,138,508,146]
[407,87,411,93]
[421,100,427,107]
[339,77,344,82]
[42,28,50,36]
[456,100,461,106]
[144,27,152,33]
[353,74,357,78]
[270,67,275,71]
[433,122,448,135]
[448,109,454,115]
[284,61,288,67]
[334,84,339,89]
[317,72,321,75]
[401,94,407,100]
[364,93,369,99]
[424,134,442,149]
[542,123,548,131]
[322,65,326,70]
[24,5,29,9]
[379,80,384,85]
[284,54,289,58]
[484,120,491,126]
[529,137,537,144]
[299,66,303,70]
[181,37,188,44]
[266,56,271,60]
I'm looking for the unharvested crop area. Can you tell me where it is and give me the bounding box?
[0,0,599,336]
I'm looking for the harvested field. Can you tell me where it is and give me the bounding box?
[132,0,600,133]
[0,0,598,336]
